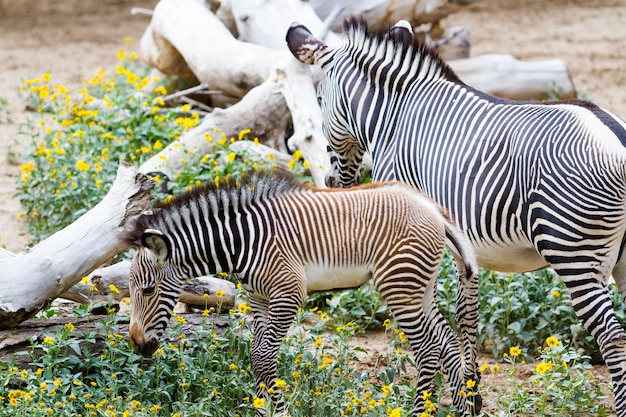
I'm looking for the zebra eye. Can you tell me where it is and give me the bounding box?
[142,286,156,296]
[317,94,322,105]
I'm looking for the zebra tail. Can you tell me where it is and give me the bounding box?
[442,212,480,384]
[443,218,478,282]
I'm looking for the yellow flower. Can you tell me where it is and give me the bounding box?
[466,379,476,389]
[108,284,120,294]
[117,50,126,61]
[20,162,35,172]
[424,399,436,412]
[387,408,402,417]
[535,361,553,374]
[551,290,561,297]
[64,322,75,332]
[479,361,489,373]
[253,397,265,409]
[546,336,561,348]
[216,289,225,297]
[509,346,522,357]
[75,160,90,171]
[293,149,303,161]
[43,337,54,345]
[274,379,287,389]
[226,152,236,163]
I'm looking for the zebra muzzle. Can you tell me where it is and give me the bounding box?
[129,323,160,357]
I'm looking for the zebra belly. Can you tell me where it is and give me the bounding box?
[474,243,548,273]
[304,264,372,293]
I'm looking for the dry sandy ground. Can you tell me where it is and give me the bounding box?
[0,0,625,414]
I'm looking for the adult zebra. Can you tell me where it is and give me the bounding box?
[286,18,626,414]
[123,171,481,416]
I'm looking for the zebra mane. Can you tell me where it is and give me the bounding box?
[342,17,460,85]
[123,170,303,246]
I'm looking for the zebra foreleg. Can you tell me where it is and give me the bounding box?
[249,292,303,417]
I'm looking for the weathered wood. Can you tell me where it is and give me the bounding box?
[229,0,341,49]
[140,0,289,99]
[309,0,473,32]
[449,54,576,100]
[0,161,155,329]
[60,261,236,310]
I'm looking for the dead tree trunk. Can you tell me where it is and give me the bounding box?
[60,261,236,311]
[0,161,154,329]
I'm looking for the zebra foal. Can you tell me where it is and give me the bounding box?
[287,17,626,414]
[123,171,480,416]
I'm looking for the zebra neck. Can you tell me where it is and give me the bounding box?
[169,209,250,278]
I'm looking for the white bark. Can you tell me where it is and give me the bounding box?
[310,0,465,31]
[141,0,289,99]
[60,261,236,310]
[450,54,576,100]
[0,161,155,329]
[229,0,341,49]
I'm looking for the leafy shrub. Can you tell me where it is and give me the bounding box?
[438,252,618,360]
[15,52,310,243]
[15,54,189,241]
[0,297,419,417]
[490,338,609,416]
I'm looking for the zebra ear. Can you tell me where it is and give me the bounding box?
[387,20,413,44]
[286,22,328,65]
[141,229,171,267]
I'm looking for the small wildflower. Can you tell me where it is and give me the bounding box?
[509,346,522,357]
[253,397,265,409]
[535,362,553,374]
[546,336,561,348]
[75,160,90,171]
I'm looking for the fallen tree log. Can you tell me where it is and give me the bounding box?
[449,54,576,100]
[0,161,154,329]
[140,0,575,103]
[309,0,467,32]
[60,261,236,311]
[140,0,289,99]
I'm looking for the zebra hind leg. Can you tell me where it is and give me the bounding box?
[378,272,474,416]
